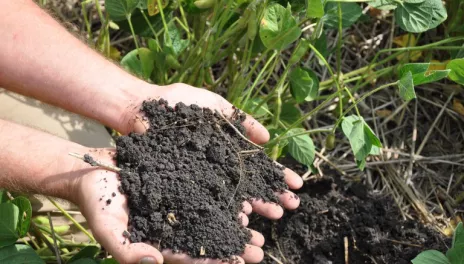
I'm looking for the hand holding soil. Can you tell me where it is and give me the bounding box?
[74,87,303,264]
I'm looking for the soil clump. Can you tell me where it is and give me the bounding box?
[115,99,287,259]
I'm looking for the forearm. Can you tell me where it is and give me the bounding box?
[0,118,88,203]
[0,0,149,133]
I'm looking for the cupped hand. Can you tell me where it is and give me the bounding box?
[73,149,266,264]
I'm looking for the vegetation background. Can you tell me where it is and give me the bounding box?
[0,0,463,263]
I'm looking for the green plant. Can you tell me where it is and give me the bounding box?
[412,222,464,264]
[97,0,463,171]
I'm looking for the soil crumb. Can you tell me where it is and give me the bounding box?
[250,163,448,264]
[115,99,287,259]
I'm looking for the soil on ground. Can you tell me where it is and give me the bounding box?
[115,99,287,260]
[250,160,449,264]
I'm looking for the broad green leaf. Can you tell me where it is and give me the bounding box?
[163,22,189,57]
[289,67,319,103]
[412,250,450,264]
[314,33,328,60]
[288,39,309,66]
[67,246,100,263]
[0,203,19,247]
[369,0,397,11]
[306,0,324,18]
[100,259,119,264]
[242,98,270,118]
[0,244,44,263]
[70,258,98,264]
[399,63,450,86]
[452,222,464,248]
[446,59,464,85]
[404,0,426,3]
[259,3,302,50]
[398,71,416,101]
[349,121,372,165]
[341,116,381,170]
[121,48,156,80]
[11,197,32,237]
[395,0,447,33]
[323,2,362,29]
[104,0,139,21]
[287,128,315,167]
[446,247,464,264]
[280,103,302,126]
[0,190,7,204]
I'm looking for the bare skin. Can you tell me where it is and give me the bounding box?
[0,1,303,263]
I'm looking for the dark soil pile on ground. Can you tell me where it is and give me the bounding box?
[115,99,287,259]
[250,170,448,264]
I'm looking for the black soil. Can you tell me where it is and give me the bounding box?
[250,161,449,264]
[115,99,287,259]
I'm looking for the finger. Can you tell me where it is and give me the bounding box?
[250,199,284,220]
[242,201,252,215]
[283,167,304,190]
[241,244,264,264]
[162,250,245,264]
[241,115,270,145]
[239,212,249,226]
[248,229,265,247]
[276,190,300,210]
[91,222,164,264]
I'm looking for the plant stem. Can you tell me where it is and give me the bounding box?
[47,197,96,243]
[332,81,399,133]
[126,14,140,50]
[140,9,160,47]
[344,87,361,117]
[267,91,341,146]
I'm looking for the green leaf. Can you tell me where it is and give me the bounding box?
[100,259,119,264]
[289,67,319,103]
[280,103,302,126]
[398,71,416,101]
[0,203,19,247]
[163,22,189,57]
[369,0,397,11]
[399,63,450,86]
[0,244,44,263]
[412,250,450,264]
[120,48,156,80]
[287,128,315,167]
[446,59,464,85]
[341,115,381,170]
[446,247,464,264]
[259,3,302,50]
[323,2,362,29]
[288,39,309,66]
[11,197,32,237]
[0,190,7,204]
[104,0,139,21]
[452,222,464,249]
[67,246,100,263]
[70,259,98,264]
[306,0,324,18]
[242,98,269,118]
[395,0,447,33]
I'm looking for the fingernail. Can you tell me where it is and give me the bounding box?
[139,257,157,264]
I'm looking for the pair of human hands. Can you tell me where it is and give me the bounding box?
[72,83,303,264]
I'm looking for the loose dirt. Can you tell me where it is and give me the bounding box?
[115,99,287,259]
[250,161,449,264]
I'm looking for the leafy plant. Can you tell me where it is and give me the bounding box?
[412,222,464,264]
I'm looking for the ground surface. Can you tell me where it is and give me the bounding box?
[250,160,449,264]
[115,99,287,259]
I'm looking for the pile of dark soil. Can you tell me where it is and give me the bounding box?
[250,163,449,264]
[115,99,287,259]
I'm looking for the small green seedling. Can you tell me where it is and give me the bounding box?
[412,222,464,264]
